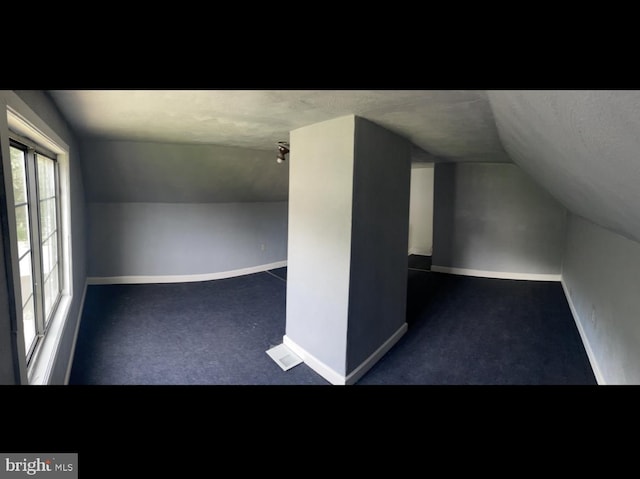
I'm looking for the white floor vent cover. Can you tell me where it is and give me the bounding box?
[266,344,303,371]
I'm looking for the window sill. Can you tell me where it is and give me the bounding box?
[27,293,72,385]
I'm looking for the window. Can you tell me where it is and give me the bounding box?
[2,99,73,385]
[9,138,62,366]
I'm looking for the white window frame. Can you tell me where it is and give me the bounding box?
[2,98,73,385]
[10,137,64,362]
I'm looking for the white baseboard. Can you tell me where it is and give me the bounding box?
[431,265,561,282]
[408,248,432,256]
[283,322,408,385]
[283,335,345,385]
[87,261,288,285]
[560,279,605,385]
[344,322,408,385]
[64,279,88,385]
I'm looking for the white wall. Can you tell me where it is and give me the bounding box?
[562,214,640,384]
[408,163,434,256]
[286,115,355,376]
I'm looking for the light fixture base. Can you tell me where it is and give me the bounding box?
[276,141,290,164]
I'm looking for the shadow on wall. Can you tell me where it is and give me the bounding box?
[406,269,449,325]
[87,203,135,277]
[431,163,457,267]
[432,163,567,275]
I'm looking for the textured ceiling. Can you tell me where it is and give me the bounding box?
[488,90,640,244]
[47,90,511,163]
[47,89,640,244]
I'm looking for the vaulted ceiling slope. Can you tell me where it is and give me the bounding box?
[487,90,640,244]
[46,90,510,163]
[45,90,640,244]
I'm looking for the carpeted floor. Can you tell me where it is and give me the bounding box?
[69,273,328,385]
[408,254,432,271]
[357,270,596,385]
[69,261,596,385]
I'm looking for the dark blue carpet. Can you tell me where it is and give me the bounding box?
[69,266,596,385]
[267,267,287,281]
[69,273,329,385]
[408,254,432,271]
[358,270,597,385]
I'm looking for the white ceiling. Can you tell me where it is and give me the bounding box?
[47,90,511,163]
[487,90,640,244]
[45,89,640,245]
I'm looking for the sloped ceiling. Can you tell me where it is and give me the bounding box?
[487,90,640,244]
[45,90,640,243]
[46,90,511,163]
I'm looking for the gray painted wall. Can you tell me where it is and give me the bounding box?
[0,98,19,384]
[0,193,18,384]
[286,115,410,378]
[1,90,86,384]
[562,215,640,384]
[88,202,288,277]
[432,163,566,275]
[286,116,355,375]
[81,139,289,203]
[83,139,291,279]
[346,118,410,372]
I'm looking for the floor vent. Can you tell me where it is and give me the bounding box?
[266,344,303,371]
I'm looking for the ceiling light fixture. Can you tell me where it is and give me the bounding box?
[277,141,289,164]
